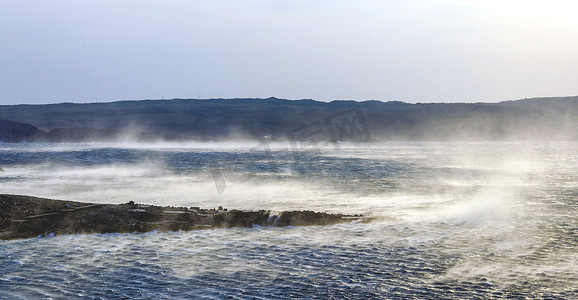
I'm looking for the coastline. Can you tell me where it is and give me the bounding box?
[0,194,369,241]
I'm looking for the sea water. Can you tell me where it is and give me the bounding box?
[0,142,576,298]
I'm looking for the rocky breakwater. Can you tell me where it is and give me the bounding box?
[0,194,370,240]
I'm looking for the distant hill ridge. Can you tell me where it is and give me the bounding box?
[0,96,576,142]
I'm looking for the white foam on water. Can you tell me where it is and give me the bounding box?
[0,141,576,296]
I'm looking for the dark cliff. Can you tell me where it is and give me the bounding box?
[0,119,46,142]
[0,96,576,142]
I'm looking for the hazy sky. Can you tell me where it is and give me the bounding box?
[1,0,577,104]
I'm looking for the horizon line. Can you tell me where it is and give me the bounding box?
[1,95,578,107]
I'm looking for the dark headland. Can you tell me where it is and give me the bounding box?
[0,194,369,241]
[0,96,577,142]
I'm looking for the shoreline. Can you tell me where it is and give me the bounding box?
[0,194,369,241]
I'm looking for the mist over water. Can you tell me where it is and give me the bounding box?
[1,142,576,298]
